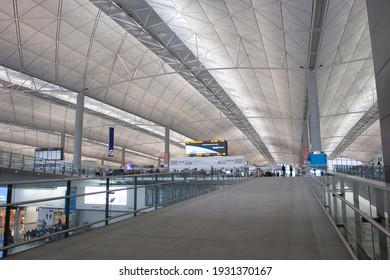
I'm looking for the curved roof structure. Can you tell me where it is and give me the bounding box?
[0,0,382,167]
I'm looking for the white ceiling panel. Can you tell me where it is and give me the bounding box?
[0,0,383,169]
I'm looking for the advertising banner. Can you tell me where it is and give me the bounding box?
[0,186,7,204]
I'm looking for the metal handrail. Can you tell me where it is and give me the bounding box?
[0,170,192,186]
[326,170,390,192]
[307,176,390,239]
[0,176,207,208]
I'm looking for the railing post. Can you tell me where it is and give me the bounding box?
[172,183,176,204]
[380,166,384,181]
[326,181,332,213]
[374,188,388,259]
[352,181,364,259]
[154,185,158,210]
[194,172,197,195]
[155,175,158,210]
[3,184,13,258]
[134,176,138,217]
[332,175,339,223]
[321,180,327,206]
[177,173,181,203]
[105,177,110,225]
[387,194,390,232]
[64,180,71,238]
[339,177,348,241]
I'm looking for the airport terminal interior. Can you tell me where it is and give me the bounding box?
[1,0,390,260]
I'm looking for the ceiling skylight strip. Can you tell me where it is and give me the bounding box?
[0,66,190,146]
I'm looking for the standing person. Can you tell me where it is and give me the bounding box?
[57,218,62,230]
[9,228,14,243]
[95,166,101,176]
[290,165,293,177]
[41,219,47,231]
[282,165,286,176]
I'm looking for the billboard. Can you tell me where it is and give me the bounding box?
[0,186,7,203]
[185,140,228,157]
[84,186,127,206]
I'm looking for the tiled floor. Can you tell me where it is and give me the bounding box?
[5,177,353,260]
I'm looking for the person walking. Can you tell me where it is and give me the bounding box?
[41,219,47,231]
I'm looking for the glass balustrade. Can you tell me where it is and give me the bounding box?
[333,165,385,182]
[0,171,248,258]
[306,173,390,260]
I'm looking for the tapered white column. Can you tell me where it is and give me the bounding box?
[122,147,126,168]
[366,0,390,183]
[60,132,66,160]
[307,71,322,152]
[301,120,310,166]
[73,93,84,175]
[164,127,170,171]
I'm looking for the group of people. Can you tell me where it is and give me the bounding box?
[281,165,294,177]
[23,228,41,240]
[23,218,64,241]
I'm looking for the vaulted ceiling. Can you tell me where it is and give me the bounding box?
[0,0,382,167]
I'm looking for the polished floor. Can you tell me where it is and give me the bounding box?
[5,177,353,260]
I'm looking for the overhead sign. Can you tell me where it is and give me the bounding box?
[34,147,63,160]
[108,127,114,157]
[185,140,228,157]
[308,153,327,166]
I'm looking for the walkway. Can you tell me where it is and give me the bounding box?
[5,177,353,260]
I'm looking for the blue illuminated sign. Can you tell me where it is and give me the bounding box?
[308,153,327,166]
[108,127,114,157]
